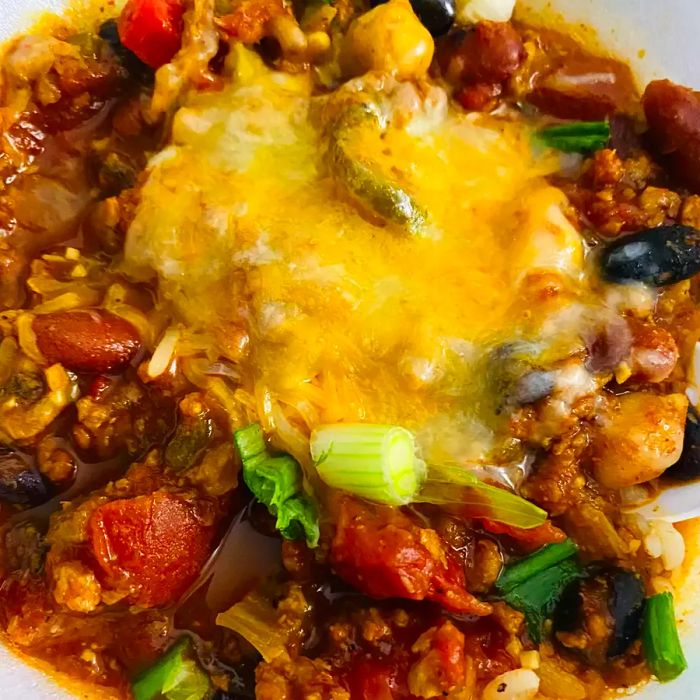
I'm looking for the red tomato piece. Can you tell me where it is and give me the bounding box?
[430,621,467,690]
[88,492,214,607]
[330,498,491,616]
[118,0,185,69]
[407,621,467,697]
[480,519,566,552]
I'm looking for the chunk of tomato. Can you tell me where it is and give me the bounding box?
[480,518,566,552]
[331,498,491,616]
[408,621,467,697]
[118,0,185,69]
[88,492,214,607]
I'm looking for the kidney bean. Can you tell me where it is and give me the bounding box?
[441,21,524,85]
[455,82,502,112]
[529,55,637,121]
[643,80,700,193]
[583,315,633,374]
[626,320,678,384]
[33,310,141,374]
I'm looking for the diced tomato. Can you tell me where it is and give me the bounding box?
[118,0,185,69]
[88,492,214,607]
[407,621,467,697]
[330,498,491,616]
[480,519,566,552]
[430,622,467,690]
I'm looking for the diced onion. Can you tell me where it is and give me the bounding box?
[16,312,45,364]
[482,669,539,700]
[32,290,101,313]
[216,591,289,662]
[456,0,516,25]
[147,327,180,378]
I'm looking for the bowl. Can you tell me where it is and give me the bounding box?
[0,0,698,697]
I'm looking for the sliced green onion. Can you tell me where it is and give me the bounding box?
[275,494,320,547]
[234,423,266,464]
[418,465,547,529]
[496,540,579,594]
[243,454,300,510]
[309,427,545,528]
[504,558,583,644]
[642,592,687,682]
[465,481,547,528]
[310,424,426,506]
[216,590,289,662]
[537,121,610,153]
[425,464,479,487]
[162,659,211,700]
[233,425,320,547]
[497,541,582,644]
[132,638,210,700]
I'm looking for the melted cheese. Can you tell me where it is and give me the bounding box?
[125,49,596,466]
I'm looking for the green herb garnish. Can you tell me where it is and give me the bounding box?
[537,121,611,153]
[234,424,319,547]
[642,592,687,682]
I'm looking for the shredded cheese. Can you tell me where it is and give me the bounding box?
[125,48,609,467]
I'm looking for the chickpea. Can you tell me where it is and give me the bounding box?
[591,392,688,489]
[340,0,434,81]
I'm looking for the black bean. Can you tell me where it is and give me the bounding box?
[98,19,152,80]
[600,224,700,286]
[0,449,48,505]
[608,569,646,658]
[511,370,557,405]
[665,405,700,481]
[553,566,645,664]
[487,342,555,413]
[370,0,455,36]
[411,0,455,36]
[97,18,121,47]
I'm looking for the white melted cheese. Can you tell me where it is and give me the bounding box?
[125,48,603,467]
